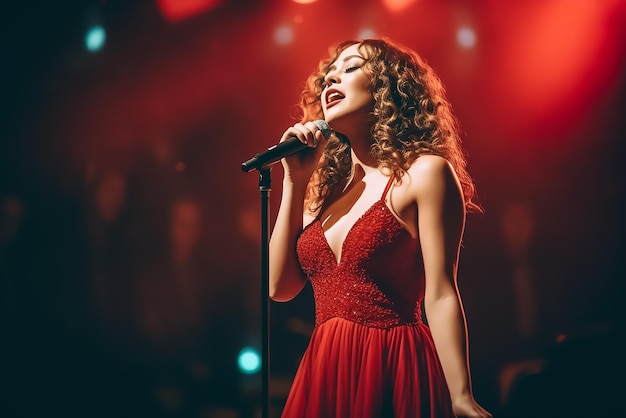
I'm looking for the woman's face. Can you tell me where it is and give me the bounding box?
[321,43,374,128]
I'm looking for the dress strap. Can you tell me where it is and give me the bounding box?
[381,175,395,200]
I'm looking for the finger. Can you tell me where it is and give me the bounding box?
[300,122,320,148]
[286,123,318,148]
[314,129,328,146]
[303,120,328,148]
[280,124,304,144]
[475,403,491,417]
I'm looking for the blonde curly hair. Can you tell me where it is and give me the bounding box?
[299,38,482,214]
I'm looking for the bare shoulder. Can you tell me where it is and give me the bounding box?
[401,155,464,216]
[409,154,452,171]
[407,155,458,192]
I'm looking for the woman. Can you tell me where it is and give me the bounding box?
[269,38,492,418]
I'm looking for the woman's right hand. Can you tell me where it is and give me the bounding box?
[279,121,329,184]
[452,394,492,418]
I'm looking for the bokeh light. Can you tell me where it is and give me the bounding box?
[382,0,417,14]
[456,26,476,48]
[237,347,261,374]
[157,0,222,22]
[274,25,294,45]
[85,25,106,52]
[358,27,377,39]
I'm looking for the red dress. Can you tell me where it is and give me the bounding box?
[282,177,454,418]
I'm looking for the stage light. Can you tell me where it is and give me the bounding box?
[292,0,318,4]
[85,25,106,52]
[237,347,261,375]
[491,0,623,136]
[382,0,417,14]
[358,28,376,39]
[456,26,476,49]
[274,25,294,45]
[156,0,221,23]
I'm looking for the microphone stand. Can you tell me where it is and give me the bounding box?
[241,121,329,417]
[253,168,272,418]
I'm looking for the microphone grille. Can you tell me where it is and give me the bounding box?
[313,120,332,139]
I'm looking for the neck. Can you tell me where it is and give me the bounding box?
[340,146,379,192]
[350,149,378,175]
[333,123,377,166]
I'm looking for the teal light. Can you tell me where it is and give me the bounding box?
[85,25,106,52]
[237,347,261,374]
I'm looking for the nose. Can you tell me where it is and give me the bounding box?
[324,69,340,86]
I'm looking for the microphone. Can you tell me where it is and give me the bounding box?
[241,120,332,172]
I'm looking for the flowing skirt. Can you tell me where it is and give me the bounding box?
[281,317,454,418]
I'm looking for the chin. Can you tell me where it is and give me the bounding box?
[323,109,352,127]
[324,111,369,133]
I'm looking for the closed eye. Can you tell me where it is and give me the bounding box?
[344,66,360,73]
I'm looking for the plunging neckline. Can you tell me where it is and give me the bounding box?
[308,175,399,265]
[316,199,401,265]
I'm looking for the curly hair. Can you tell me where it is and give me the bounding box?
[299,38,482,214]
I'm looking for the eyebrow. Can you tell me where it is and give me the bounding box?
[325,54,366,74]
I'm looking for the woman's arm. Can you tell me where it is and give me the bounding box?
[268,122,328,302]
[269,177,309,302]
[412,155,491,417]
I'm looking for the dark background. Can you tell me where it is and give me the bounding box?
[1,0,625,417]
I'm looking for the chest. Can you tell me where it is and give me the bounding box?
[324,184,417,257]
[318,181,385,262]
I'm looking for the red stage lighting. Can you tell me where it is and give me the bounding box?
[156,0,221,23]
[490,0,624,140]
[382,0,417,14]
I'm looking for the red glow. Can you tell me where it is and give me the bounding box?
[491,0,623,137]
[156,0,221,23]
[382,0,417,14]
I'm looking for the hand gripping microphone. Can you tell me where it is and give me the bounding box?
[241,120,332,172]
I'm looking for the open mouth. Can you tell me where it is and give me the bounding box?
[325,89,345,108]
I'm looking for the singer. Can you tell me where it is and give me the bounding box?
[269,38,492,418]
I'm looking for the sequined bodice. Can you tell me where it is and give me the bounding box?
[296,188,425,329]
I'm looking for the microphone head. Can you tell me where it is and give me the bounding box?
[313,120,332,140]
